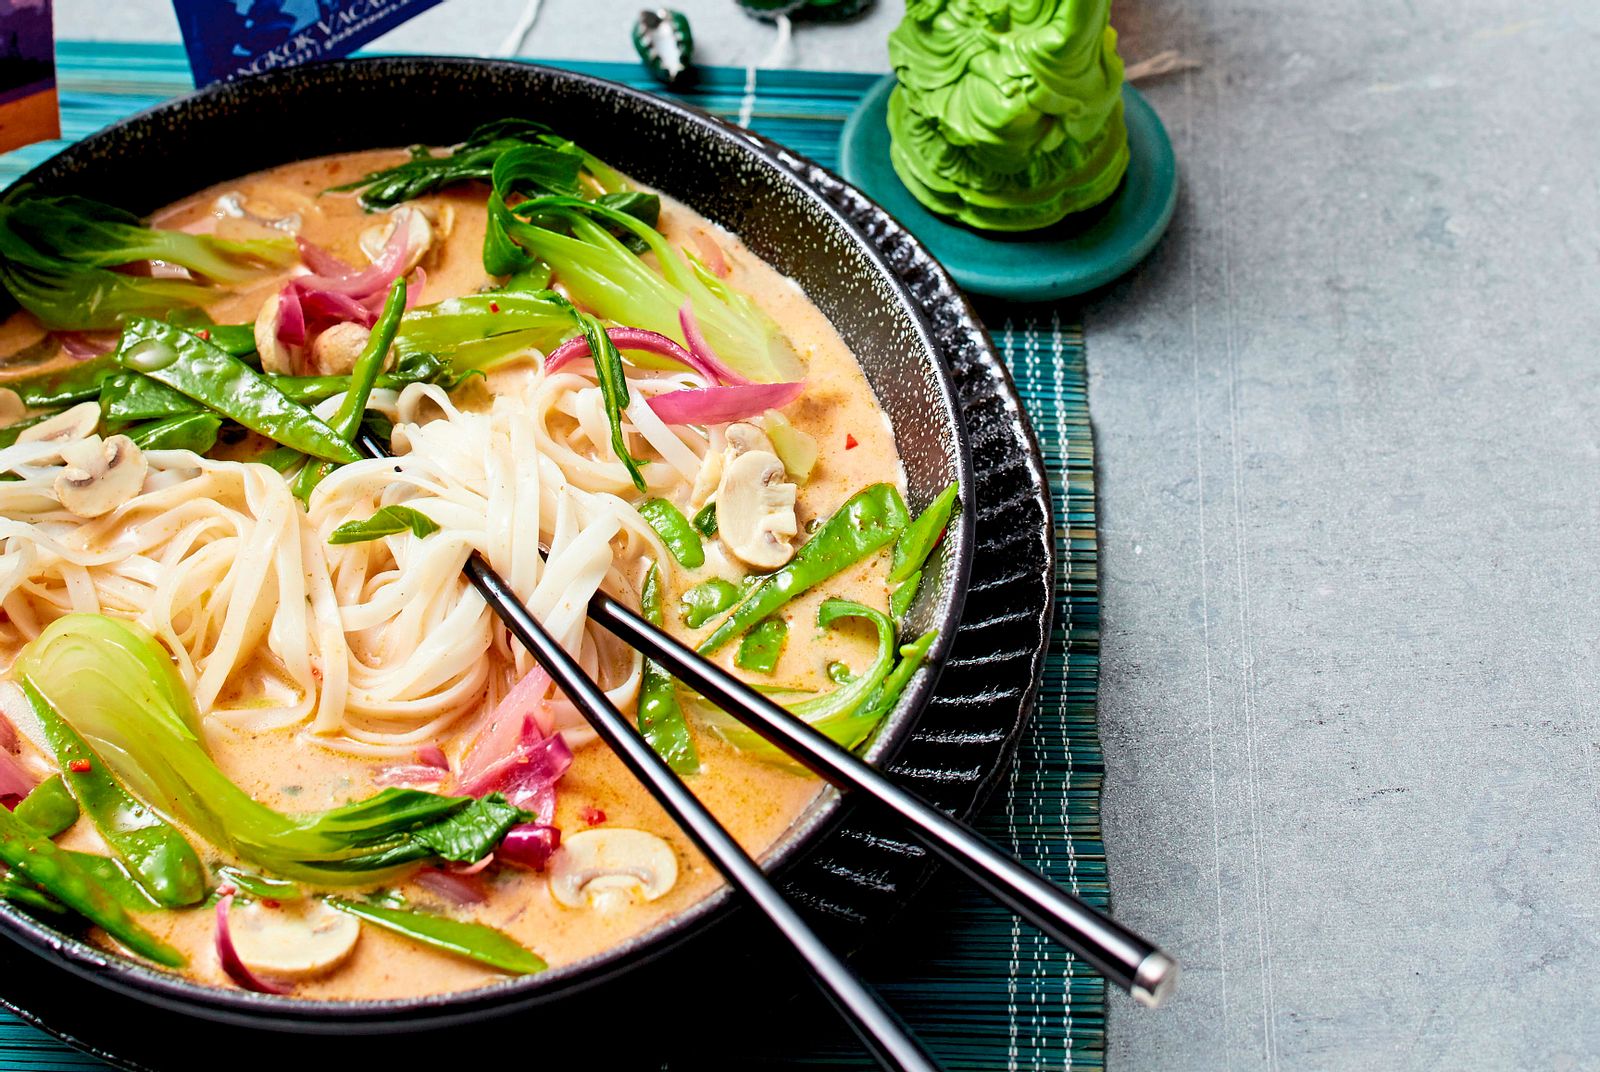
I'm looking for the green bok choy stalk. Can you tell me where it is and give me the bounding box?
[0,193,294,330]
[15,615,529,886]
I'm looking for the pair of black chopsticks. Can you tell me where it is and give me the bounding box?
[357,434,1176,1072]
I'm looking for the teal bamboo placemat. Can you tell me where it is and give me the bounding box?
[0,43,1106,1072]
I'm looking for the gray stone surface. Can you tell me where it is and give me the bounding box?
[56,1,1600,1067]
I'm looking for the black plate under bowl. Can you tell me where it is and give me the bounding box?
[0,58,1054,1064]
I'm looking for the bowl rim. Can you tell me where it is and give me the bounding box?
[0,54,977,1028]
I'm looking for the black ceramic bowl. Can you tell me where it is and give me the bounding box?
[0,57,975,1032]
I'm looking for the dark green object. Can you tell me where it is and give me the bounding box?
[735,618,787,674]
[100,372,196,422]
[639,498,704,569]
[632,9,695,89]
[840,78,1180,301]
[316,794,526,873]
[114,318,359,464]
[24,681,206,909]
[330,278,406,441]
[0,802,182,966]
[328,505,440,545]
[698,482,909,653]
[128,412,221,453]
[13,775,79,838]
[331,119,588,210]
[638,565,698,774]
[326,898,547,975]
[795,0,873,20]
[692,501,718,537]
[681,577,740,629]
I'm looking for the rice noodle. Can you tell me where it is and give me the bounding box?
[0,353,714,757]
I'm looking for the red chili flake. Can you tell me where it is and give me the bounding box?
[844,433,859,450]
[195,329,211,341]
[68,759,92,773]
[580,806,606,826]
[261,898,281,909]
[488,301,501,314]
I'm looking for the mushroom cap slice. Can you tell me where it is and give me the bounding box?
[724,421,774,458]
[359,204,434,275]
[254,291,297,375]
[224,899,361,981]
[54,435,147,518]
[716,449,799,571]
[548,827,678,912]
[311,322,373,376]
[17,401,100,448]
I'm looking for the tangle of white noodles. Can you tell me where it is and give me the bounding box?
[0,353,722,757]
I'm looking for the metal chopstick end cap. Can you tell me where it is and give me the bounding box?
[1131,950,1180,1008]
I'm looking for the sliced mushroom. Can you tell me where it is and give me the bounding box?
[254,291,297,375]
[548,827,678,912]
[716,449,798,571]
[359,204,434,275]
[17,401,100,447]
[311,322,372,376]
[724,421,774,458]
[0,388,24,429]
[54,435,147,518]
[224,899,360,981]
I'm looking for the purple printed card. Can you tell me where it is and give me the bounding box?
[0,0,58,154]
[173,0,446,87]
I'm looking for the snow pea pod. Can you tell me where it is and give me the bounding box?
[8,352,117,408]
[890,481,959,584]
[681,578,739,628]
[114,318,359,463]
[99,371,197,421]
[128,412,221,453]
[638,565,698,774]
[698,483,909,654]
[330,278,405,441]
[0,802,183,966]
[14,774,78,838]
[23,680,206,909]
[639,498,704,568]
[326,897,546,974]
[692,502,718,537]
[735,618,787,675]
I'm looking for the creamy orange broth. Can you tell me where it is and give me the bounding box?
[0,150,905,999]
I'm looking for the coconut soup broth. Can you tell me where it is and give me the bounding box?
[0,149,906,999]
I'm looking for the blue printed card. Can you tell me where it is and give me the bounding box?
[173,0,445,86]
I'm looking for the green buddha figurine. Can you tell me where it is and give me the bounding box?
[886,0,1129,231]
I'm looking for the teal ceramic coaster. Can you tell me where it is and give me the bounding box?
[840,76,1177,301]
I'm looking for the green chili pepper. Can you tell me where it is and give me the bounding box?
[735,618,787,675]
[681,578,740,629]
[698,483,908,654]
[216,866,303,902]
[7,352,117,408]
[128,411,222,453]
[14,774,79,838]
[330,278,406,441]
[639,565,698,774]
[326,897,546,975]
[891,481,958,583]
[692,502,718,537]
[114,318,359,464]
[23,680,206,909]
[0,804,183,966]
[890,568,922,620]
[639,498,704,569]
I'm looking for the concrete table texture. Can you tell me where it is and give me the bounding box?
[58,1,1600,1068]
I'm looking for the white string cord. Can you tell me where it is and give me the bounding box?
[498,0,545,58]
